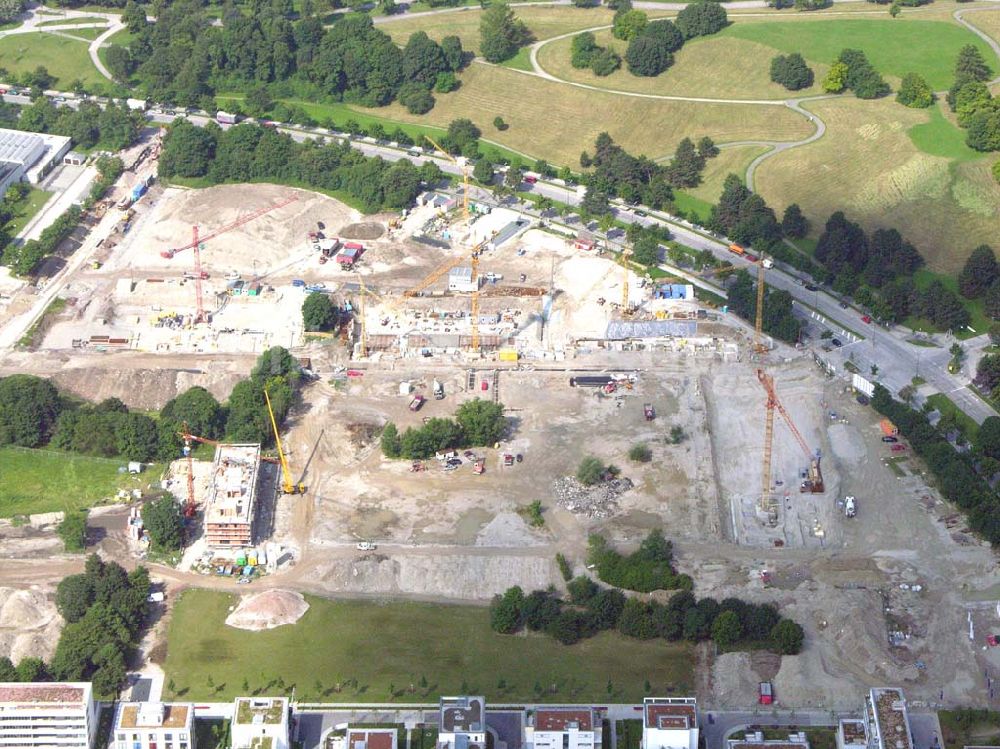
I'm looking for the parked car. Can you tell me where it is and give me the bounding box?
[831,338,843,347]
[882,436,898,443]
[891,444,907,452]
[805,284,819,292]
[446,457,462,467]
[862,315,872,324]
[356,541,376,551]
[759,682,773,705]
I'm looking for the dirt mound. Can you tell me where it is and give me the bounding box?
[225,590,309,631]
[0,587,62,663]
[339,222,384,240]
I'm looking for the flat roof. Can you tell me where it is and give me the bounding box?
[0,682,89,705]
[0,128,43,165]
[206,444,261,526]
[536,709,594,732]
[449,266,473,281]
[644,699,696,730]
[441,696,485,733]
[871,689,912,749]
[116,703,191,729]
[350,729,396,749]
[731,744,807,749]
[839,720,868,746]
[234,696,286,725]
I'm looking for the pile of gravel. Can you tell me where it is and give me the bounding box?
[552,476,634,518]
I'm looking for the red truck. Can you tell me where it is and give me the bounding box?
[759,681,773,705]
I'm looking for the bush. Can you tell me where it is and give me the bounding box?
[896,72,933,108]
[141,496,184,553]
[524,500,545,527]
[577,456,606,486]
[398,83,435,115]
[590,48,622,77]
[628,443,652,462]
[57,510,88,553]
[770,618,805,654]
[567,575,599,604]
[556,552,573,581]
[769,53,814,91]
[380,423,402,458]
[489,585,525,633]
[675,0,727,38]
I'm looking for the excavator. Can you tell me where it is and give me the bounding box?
[264,388,306,495]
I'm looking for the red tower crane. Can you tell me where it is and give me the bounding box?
[159,195,299,259]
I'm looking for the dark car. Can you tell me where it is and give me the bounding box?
[805,284,819,292]
[634,210,647,217]
[882,436,898,443]
[856,394,870,406]
[446,457,462,467]
[831,338,843,347]
[839,301,849,309]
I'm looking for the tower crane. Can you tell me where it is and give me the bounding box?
[192,225,207,323]
[264,388,306,495]
[756,368,824,521]
[621,245,633,314]
[754,257,768,353]
[357,274,368,358]
[423,135,470,224]
[159,196,299,258]
[179,421,202,518]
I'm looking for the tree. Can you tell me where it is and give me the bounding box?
[473,157,494,185]
[402,31,447,87]
[0,0,22,25]
[302,291,337,331]
[976,416,1000,459]
[490,586,525,633]
[769,53,814,91]
[955,44,993,85]
[380,422,402,458]
[117,413,160,462]
[821,61,849,93]
[122,0,148,33]
[781,203,809,238]
[56,574,94,623]
[613,9,648,41]
[675,1,727,39]
[16,657,49,682]
[160,386,225,441]
[577,456,605,486]
[105,46,135,83]
[480,0,530,64]
[0,374,62,447]
[455,398,506,445]
[665,137,705,187]
[976,353,1000,394]
[571,32,600,68]
[770,618,805,654]
[959,245,998,299]
[398,83,435,115]
[581,187,611,217]
[618,598,658,639]
[57,510,88,553]
[633,233,660,266]
[697,136,718,159]
[711,610,742,648]
[643,19,684,52]
[837,48,890,99]
[0,657,15,681]
[159,120,217,178]
[141,496,184,553]
[445,118,481,154]
[441,36,466,71]
[434,72,458,93]
[896,72,933,108]
[567,575,599,604]
[625,34,672,77]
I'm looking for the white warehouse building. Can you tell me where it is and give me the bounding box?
[0,127,72,194]
[0,682,98,749]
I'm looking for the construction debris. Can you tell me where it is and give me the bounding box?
[552,476,635,519]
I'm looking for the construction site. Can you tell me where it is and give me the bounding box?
[3,171,1000,714]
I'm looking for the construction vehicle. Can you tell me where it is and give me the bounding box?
[844,495,857,518]
[409,395,426,412]
[264,388,306,495]
[756,368,824,525]
[159,196,298,259]
[473,459,485,475]
[433,379,444,400]
[644,403,655,421]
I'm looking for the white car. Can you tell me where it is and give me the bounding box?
[844,496,856,518]
[356,541,376,551]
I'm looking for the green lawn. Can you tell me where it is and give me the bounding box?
[5,187,54,237]
[722,19,994,89]
[163,589,695,702]
[671,191,714,222]
[939,709,1000,749]
[499,47,533,72]
[904,269,990,338]
[0,446,159,517]
[907,102,981,161]
[36,16,109,26]
[55,27,106,41]
[0,33,105,88]
[926,393,980,441]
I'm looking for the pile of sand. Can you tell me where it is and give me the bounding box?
[0,588,62,663]
[225,590,309,631]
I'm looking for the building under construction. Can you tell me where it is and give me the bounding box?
[204,443,262,549]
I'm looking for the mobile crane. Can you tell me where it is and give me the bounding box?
[264,388,306,495]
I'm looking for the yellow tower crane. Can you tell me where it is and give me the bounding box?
[424,134,470,224]
[754,257,768,353]
[621,245,633,315]
[264,388,305,495]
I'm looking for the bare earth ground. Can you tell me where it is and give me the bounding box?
[0,184,998,712]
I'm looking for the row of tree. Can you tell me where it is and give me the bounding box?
[490,579,805,652]
[380,399,507,460]
[159,120,431,213]
[872,385,1000,545]
[0,346,301,460]
[945,45,999,152]
[16,98,145,152]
